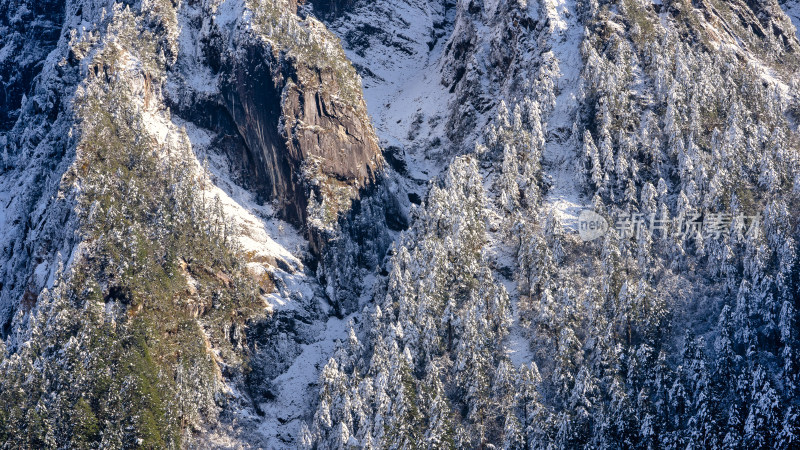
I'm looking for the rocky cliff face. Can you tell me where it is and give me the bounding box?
[0,0,386,331]
[168,0,383,231]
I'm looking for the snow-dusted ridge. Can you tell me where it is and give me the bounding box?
[782,0,800,40]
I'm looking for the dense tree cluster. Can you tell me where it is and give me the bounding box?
[311,156,521,448]
[309,0,800,447]
[0,5,264,447]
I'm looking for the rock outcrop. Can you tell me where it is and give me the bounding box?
[169,0,383,236]
[219,38,382,227]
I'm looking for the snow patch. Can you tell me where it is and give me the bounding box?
[540,0,585,230]
[174,0,222,96]
[496,261,535,367]
[325,0,453,183]
[256,315,352,449]
[783,0,800,40]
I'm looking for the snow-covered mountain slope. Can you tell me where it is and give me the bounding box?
[783,0,800,39]
[307,0,800,447]
[537,0,585,229]
[0,0,397,447]
[324,0,586,223]
[2,0,800,447]
[0,0,93,339]
[322,0,457,197]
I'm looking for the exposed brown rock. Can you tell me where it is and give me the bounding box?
[220,35,382,233]
[282,59,381,187]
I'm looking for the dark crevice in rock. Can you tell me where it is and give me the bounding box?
[220,42,308,226]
